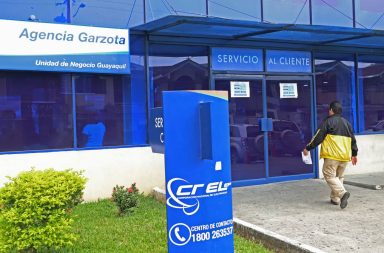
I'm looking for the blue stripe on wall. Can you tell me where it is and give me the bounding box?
[0,54,130,74]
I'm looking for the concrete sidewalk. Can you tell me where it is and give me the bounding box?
[233,173,384,253]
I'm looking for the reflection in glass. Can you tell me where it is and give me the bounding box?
[312,0,353,27]
[358,61,384,132]
[146,0,206,22]
[355,0,384,30]
[149,44,209,107]
[71,0,144,28]
[208,0,261,21]
[0,1,144,28]
[216,79,265,181]
[74,75,138,148]
[314,55,356,129]
[0,72,73,152]
[266,79,312,177]
[263,0,310,24]
[0,2,67,23]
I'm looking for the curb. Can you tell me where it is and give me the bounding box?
[344,180,383,190]
[234,218,327,253]
[152,187,326,253]
[153,187,166,203]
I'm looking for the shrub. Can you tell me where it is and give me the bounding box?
[111,183,139,215]
[0,168,87,252]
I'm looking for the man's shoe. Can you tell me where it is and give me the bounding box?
[340,192,350,209]
[330,199,339,205]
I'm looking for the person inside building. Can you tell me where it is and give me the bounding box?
[303,101,358,209]
[81,112,106,148]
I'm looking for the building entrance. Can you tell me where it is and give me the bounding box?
[215,75,315,184]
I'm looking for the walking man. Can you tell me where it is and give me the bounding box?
[303,101,358,209]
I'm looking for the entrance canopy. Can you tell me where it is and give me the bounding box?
[132,15,384,53]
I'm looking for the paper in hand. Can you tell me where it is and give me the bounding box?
[301,151,312,165]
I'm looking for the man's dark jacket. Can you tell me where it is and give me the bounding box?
[306,114,358,162]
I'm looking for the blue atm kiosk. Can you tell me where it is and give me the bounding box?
[163,91,234,253]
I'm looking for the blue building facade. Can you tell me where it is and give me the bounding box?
[1,0,384,191]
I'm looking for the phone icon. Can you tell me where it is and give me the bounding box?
[175,227,186,242]
[169,223,191,246]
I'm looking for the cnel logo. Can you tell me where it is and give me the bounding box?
[167,178,231,216]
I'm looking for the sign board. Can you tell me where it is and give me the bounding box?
[149,107,165,154]
[212,48,312,73]
[279,83,298,98]
[0,19,130,74]
[266,50,311,73]
[211,47,263,71]
[230,81,250,98]
[163,90,234,253]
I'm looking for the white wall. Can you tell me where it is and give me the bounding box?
[318,135,384,178]
[1,134,382,200]
[0,147,165,201]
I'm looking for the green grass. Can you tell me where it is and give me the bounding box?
[57,195,271,253]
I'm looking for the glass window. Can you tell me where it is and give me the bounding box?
[74,74,143,148]
[149,44,209,107]
[0,72,73,152]
[314,53,356,130]
[208,0,262,22]
[355,0,384,30]
[0,1,68,23]
[129,35,147,144]
[357,56,384,133]
[146,0,206,22]
[71,0,144,28]
[312,0,353,27]
[263,0,310,24]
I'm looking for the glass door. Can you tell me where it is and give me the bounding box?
[215,76,266,181]
[266,76,313,177]
[215,75,315,184]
